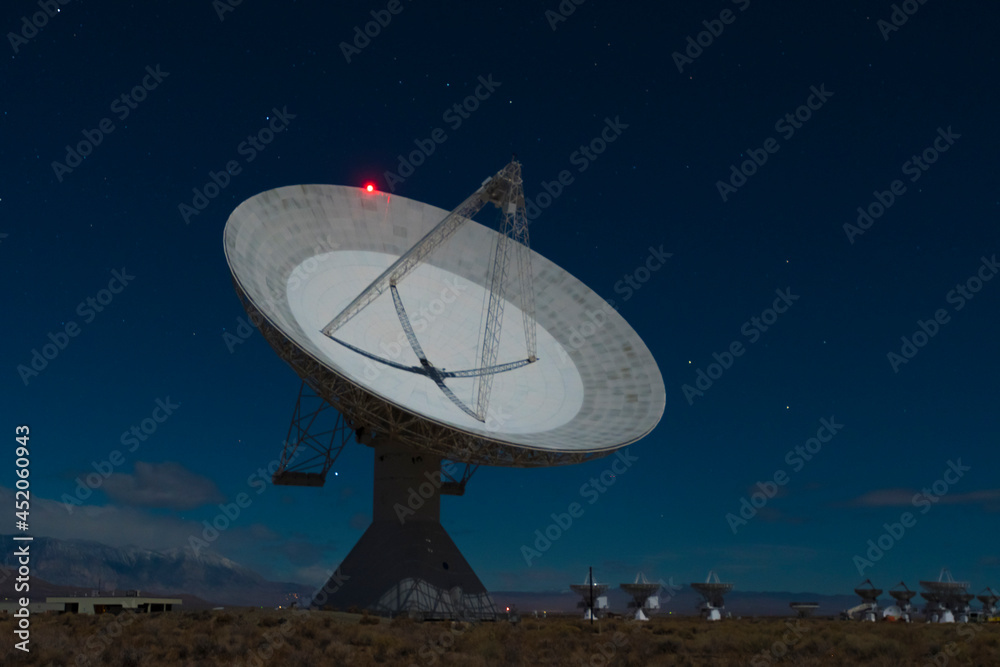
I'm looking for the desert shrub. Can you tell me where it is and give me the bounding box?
[115,646,143,667]
[504,640,523,663]
[10,609,1000,667]
[473,638,503,660]
[371,634,398,661]
[349,628,375,647]
[191,633,218,658]
[389,615,414,628]
[656,637,683,653]
[539,622,582,638]
[258,615,282,627]
[843,632,903,660]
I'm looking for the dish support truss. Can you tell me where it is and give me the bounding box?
[321,159,537,423]
[271,381,354,487]
[272,380,478,494]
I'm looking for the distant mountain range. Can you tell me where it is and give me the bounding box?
[0,535,311,608]
[1,535,862,615]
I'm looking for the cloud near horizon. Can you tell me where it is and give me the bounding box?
[847,487,1000,511]
[0,485,334,584]
[101,461,225,509]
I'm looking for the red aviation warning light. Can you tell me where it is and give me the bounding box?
[364,183,375,192]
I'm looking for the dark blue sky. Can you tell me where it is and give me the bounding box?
[3,1,998,596]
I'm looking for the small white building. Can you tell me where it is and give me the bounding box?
[46,595,181,614]
[0,600,64,614]
[1,592,182,615]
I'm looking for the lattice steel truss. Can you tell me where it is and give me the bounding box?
[438,461,478,496]
[272,381,354,486]
[475,160,537,421]
[373,578,497,621]
[320,159,537,423]
[269,378,482,490]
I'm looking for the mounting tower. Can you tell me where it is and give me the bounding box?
[853,579,882,622]
[920,568,970,623]
[570,570,609,621]
[690,571,733,621]
[620,573,660,621]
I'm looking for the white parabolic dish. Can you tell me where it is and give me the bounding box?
[224,184,665,467]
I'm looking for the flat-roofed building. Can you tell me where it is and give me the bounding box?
[2,592,182,615]
[45,595,181,614]
[0,600,65,614]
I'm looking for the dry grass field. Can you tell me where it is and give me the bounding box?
[2,608,999,666]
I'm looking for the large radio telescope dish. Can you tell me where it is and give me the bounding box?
[691,571,733,621]
[224,160,665,619]
[224,172,664,468]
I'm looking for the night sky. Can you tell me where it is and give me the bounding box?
[3,1,999,598]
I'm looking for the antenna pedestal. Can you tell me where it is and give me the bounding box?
[312,440,497,620]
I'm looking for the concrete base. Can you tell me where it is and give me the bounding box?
[312,441,496,620]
